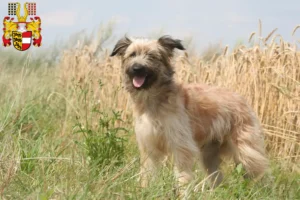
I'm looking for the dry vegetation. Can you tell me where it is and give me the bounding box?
[0,22,299,199]
[60,24,300,163]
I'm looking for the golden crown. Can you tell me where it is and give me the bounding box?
[16,2,28,22]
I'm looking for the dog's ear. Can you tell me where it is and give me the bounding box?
[110,36,132,57]
[158,35,185,56]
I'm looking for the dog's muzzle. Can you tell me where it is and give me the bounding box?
[127,64,151,89]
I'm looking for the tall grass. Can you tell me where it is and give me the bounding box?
[0,22,299,199]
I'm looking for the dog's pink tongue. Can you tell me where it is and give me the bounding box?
[133,76,145,88]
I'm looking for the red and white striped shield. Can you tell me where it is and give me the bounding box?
[12,31,32,51]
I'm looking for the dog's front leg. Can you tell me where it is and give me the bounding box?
[135,115,166,187]
[167,113,198,187]
[172,147,196,199]
[139,146,164,188]
[173,148,195,186]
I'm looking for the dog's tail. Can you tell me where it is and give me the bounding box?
[233,121,269,178]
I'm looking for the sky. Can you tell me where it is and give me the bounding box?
[1,0,299,52]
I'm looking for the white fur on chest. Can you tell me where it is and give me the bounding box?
[135,113,171,135]
[134,107,199,157]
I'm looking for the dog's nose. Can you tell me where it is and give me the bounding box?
[132,64,146,74]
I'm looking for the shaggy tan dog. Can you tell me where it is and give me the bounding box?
[110,35,268,188]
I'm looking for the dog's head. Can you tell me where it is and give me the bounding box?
[110,35,185,92]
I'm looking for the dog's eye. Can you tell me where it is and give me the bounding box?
[129,52,136,57]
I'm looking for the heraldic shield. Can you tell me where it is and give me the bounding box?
[12,31,32,51]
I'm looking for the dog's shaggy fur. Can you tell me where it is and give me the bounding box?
[110,35,268,188]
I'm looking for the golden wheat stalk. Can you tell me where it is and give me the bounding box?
[264,28,278,43]
[292,25,300,36]
[248,32,256,43]
[223,46,228,56]
[258,19,262,37]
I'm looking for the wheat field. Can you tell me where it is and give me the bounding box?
[0,23,299,199]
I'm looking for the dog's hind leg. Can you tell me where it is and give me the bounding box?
[200,141,223,188]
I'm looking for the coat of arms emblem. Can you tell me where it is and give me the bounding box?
[2,2,42,51]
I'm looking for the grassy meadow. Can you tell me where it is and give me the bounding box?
[0,23,299,199]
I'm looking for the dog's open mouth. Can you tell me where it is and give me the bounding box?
[133,75,147,88]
